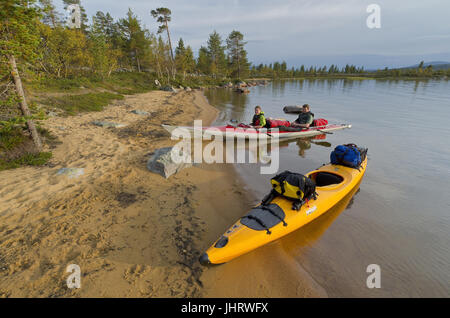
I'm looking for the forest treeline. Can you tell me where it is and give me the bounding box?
[250,60,450,78]
[0,0,251,81]
[250,62,365,78]
[0,0,252,159]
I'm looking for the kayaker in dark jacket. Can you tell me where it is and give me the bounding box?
[251,105,267,129]
[291,104,314,128]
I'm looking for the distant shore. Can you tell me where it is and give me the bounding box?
[249,74,449,81]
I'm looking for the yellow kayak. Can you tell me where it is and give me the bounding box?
[199,157,368,265]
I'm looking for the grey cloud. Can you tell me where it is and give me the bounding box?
[71,0,450,67]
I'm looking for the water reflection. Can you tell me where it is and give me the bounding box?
[205,88,249,123]
[279,180,362,253]
[271,80,286,97]
[195,134,333,164]
[203,78,450,297]
[295,135,331,157]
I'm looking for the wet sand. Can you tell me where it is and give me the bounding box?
[0,90,325,297]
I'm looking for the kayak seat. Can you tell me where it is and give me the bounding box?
[241,203,286,232]
[313,172,344,187]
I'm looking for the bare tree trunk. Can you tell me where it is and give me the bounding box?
[166,67,172,85]
[136,50,141,72]
[156,62,162,78]
[237,54,241,79]
[8,55,43,151]
[165,20,174,62]
[165,20,177,78]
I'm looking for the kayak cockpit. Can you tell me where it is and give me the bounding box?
[308,171,345,187]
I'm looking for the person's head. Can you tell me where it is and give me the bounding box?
[302,104,310,113]
[255,105,262,115]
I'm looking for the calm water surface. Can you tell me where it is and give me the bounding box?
[204,79,450,297]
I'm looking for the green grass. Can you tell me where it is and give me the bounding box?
[30,72,160,95]
[100,72,159,94]
[169,76,229,89]
[0,127,53,171]
[0,127,27,152]
[41,92,124,115]
[30,71,234,97]
[30,76,96,92]
[0,152,52,171]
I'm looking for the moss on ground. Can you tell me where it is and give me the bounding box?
[40,92,124,115]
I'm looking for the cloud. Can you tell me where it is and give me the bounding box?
[75,0,450,67]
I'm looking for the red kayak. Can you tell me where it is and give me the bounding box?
[162,122,352,140]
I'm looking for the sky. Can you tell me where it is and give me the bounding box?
[60,0,450,69]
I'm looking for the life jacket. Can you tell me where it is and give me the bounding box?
[252,111,265,126]
[295,112,314,125]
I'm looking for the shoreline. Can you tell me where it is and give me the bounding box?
[0,89,325,297]
[248,75,449,81]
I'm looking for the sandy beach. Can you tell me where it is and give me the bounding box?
[0,90,325,298]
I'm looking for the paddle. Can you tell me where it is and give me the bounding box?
[311,141,332,147]
[317,129,333,134]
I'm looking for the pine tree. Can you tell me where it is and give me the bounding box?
[175,38,190,79]
[184,46,195,75]
[300,65,305,74]
[197,46,210,75]
[226,30,249,79]
[151,8,174,65]
[89,14,120,77]
[118,9,150,72]
[207,31,227,77]
[152,35,171,79]
[39,0,61,27]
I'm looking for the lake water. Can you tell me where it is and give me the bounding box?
[204,79,450,297]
